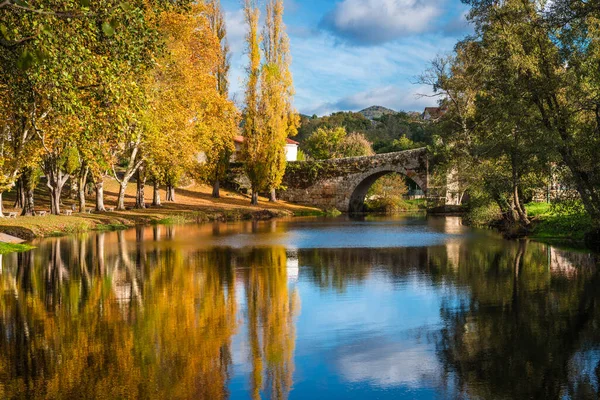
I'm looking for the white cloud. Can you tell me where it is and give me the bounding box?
[225,9,246,54]
[322,0,443,45]
[287,32,454,114]
[337,339,440,388]
[223,0,459,116]
[312,84,435,115]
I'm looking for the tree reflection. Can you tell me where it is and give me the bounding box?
[0,224,598,399]
[0,231,238,399]
[238,247,299,400]
[432,241,600,399]
[297,242,600,399]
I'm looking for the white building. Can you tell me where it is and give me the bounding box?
[284,138,299,161]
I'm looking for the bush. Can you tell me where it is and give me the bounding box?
[338,133,374,157]
[365,196,413,213]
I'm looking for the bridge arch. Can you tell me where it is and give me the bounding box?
[348,168,427,213]
[277,148,429,213]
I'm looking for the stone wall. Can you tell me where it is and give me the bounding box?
[225,148,429,212]
[279,148,428,212]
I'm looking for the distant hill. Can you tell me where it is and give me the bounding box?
[358,106,398,120]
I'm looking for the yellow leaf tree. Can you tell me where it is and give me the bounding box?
[242,0,299,205]
[261,0,299,202]
[144,2,228,204]
[201,0,239,199]
[242,0,266,205]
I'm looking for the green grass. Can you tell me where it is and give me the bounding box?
[403,199,427,210]
[151,215,191,225]
[0,242,35,255]
[525,202,553,217]
[293,209,327,217]
[324,208,342,217]
[94,223,131,231]
[525,202,592,242]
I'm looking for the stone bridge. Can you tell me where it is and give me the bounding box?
[278,148,428,212]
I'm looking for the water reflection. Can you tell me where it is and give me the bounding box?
[0,218,597,399]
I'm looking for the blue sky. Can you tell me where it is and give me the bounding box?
[221,0,472,116]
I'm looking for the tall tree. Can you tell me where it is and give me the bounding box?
[462,0,600,244]
[204,0,237,199]
[0,71,39,216]
[242,0,265,205]
[261,0,299,202]
[144,2,228,205]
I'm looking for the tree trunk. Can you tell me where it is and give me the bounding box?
[111,128,143,211]
[166,185,175,202]
[513,183,529,226]
[135,167,146,209]
[152,180,161,207]
[12,179,19,208]
[114,167,140,211]
[251,190,258,205]
[48,184,64,215]
[21,168,35,216]
[44,156,70,215]
[585,228,600,251]
[22,184,35,216]
[511,150,530,227]
[78,166,89,214]
[212,179,220,198]
[0,192,4,217]
[95,179,105,212]
[117,182,127,210]
[47,177,68,215]
[13,177,23,209]
[269,188,277,202]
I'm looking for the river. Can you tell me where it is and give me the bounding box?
[0,215,598,399]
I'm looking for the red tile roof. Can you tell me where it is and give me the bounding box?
[422,107,448,120]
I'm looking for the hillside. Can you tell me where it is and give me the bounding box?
[358,106,398,120]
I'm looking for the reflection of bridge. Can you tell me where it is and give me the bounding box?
[279,148,428,213]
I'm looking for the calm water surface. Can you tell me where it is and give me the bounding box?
[0,216,599,399]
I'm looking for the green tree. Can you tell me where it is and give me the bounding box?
[304,127,373,159]
[422,37,551,230]
[463,0,600,244]
[304,126,347,160]
[338,132,374,158]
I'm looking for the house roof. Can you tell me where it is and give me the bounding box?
[422,107,448,119]
[233,136,299,145]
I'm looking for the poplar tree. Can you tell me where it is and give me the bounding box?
[242,0,298,205]
[204,0,237,199]
[242,0,266,205]
[261,0,299,202]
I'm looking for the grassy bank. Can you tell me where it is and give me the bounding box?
[525,203,592,243]
[0,180,322,240]
[0,242,35,255]
[365,197,427,213]
[464,201,593,245]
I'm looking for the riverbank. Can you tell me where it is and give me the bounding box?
[466,201,594,247]
[525,203,593,244]
[0,242,35,254]
[0,181,322,241]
